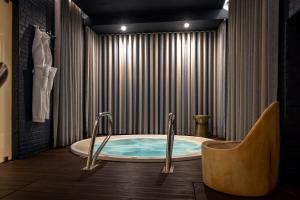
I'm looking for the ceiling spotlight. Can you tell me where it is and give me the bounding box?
[121,25,127,31]
[184,22,190,28]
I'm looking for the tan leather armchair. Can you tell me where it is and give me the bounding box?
[202,102,280,197]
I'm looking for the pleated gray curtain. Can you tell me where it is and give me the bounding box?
[85,27,100,137]
[85,27,226,136]
[226,0,279,140]
[53,0,84,147]
[213,21,227,138]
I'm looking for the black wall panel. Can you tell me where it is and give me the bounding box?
[12,0,54,158]
[279,0,300,184]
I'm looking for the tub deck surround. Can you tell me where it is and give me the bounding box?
[71,135,212,162]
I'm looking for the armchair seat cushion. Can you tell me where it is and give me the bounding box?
[203,141,241,149]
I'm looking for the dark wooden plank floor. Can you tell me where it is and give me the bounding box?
[0,148,299,200]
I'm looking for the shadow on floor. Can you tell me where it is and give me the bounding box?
[193,182,300,200]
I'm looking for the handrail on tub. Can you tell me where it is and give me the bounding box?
[162,113,176,173]
[82,112,113,171]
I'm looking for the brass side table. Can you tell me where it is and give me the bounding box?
[193,115,210,137]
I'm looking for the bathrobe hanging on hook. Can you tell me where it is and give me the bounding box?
[42,31,57,120]
[32,28,57,122]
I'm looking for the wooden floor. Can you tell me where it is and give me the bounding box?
[0,148,299,200]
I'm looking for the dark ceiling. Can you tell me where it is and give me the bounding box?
[73,0,227,34]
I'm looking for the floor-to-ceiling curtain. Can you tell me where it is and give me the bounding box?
[85,27,100,137]
[85,27,226,136]
[213,21,227,138]
[53,0,84,147]
[226,0,279,140]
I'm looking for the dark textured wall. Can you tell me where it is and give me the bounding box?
[12,0,54,158]
[279,0,300,184]
[284,14,300,183]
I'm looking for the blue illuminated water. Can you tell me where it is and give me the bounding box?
[94,138,201,157]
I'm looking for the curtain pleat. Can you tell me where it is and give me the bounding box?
[84,27,99,137]
[226,0,279,140]
[85,28,226,136]
[53,0,84,147]
[214,22,227,138]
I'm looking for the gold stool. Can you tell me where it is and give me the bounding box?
[193,115,210,137]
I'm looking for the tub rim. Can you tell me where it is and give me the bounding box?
[70,134,212,162]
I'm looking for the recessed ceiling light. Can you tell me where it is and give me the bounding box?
[184,23,190,28]
[121,25,127,31]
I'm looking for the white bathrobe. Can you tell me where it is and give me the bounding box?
[42,32,57,120]
[32,28,57,122]
[32,28,48,122]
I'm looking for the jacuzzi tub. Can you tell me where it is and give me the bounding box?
[71,135,211,162]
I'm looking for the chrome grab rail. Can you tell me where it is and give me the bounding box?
[162,113,175,173]
[82,112,113,171]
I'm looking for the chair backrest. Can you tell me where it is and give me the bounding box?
[241,102,279,143]
[238,101,280,188]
